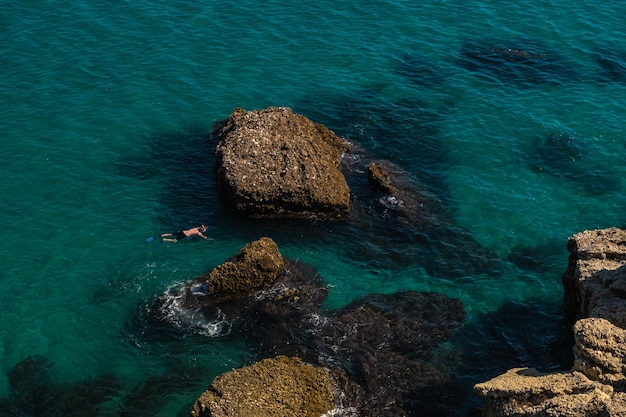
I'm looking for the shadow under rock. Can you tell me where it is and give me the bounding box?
[449,298,574,412]
[113,125,232,228]
[507,239,569,274]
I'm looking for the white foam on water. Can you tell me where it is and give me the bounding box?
[157,285,232,337]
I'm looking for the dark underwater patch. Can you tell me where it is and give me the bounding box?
[458,38,580,87]
[452,299,573,377]
[594,48,626,83]
[0,355,121,417]
[394,52,447,86]
[507,240,568,273]
[118,364,207,417]
[113,126,226,228]
[527,130,621,196]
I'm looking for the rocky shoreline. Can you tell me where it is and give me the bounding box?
[474,228,626,416]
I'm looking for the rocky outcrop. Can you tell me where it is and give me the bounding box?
[201,237,285,297]
[474,367,618,417]
[149,238,327,337]
[563,227,626,327]
[212,107,351,219]
[573,317,626,389]
[191,356,339,417]
[367,160,442,228]
[474,227,626,416]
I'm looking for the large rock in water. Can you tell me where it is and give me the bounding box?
[212,107,351,218]
[149,237,328,338]
[204,237,284,296]
[474,227,626,417]
[190,356,338,417]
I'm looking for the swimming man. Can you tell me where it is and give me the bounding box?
[161,225,211,242]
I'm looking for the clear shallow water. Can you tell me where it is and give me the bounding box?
[1,0,625,415]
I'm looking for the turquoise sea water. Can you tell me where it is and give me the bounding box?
[2,0,626,415]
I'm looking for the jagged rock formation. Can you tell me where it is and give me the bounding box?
[367,160,442,228]
[573,317,626,389]
[474,227,626,416]
[563,227,626,327]
[191,356,341,417]
[201,237,285,297]
[149,237,327,336]
[474,367,617,417]
[212,107,351,219]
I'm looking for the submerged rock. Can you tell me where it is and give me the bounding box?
[212,107,351,219]
[458,38,579,86]
[263,291,467,416]
[0,355,120,417]
[361,159,502,278]
[527,130,620,196]
[190,356,350,417]
[367,160,441,228]
[394,53,447,86]
[594,48,626,83]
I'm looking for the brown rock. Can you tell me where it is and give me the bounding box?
[213,107,351,218]
[474,368,614,417]
[563,227,626,327]
[573,318,626,388]
[190,356,336,417]
[207,237,284,296]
